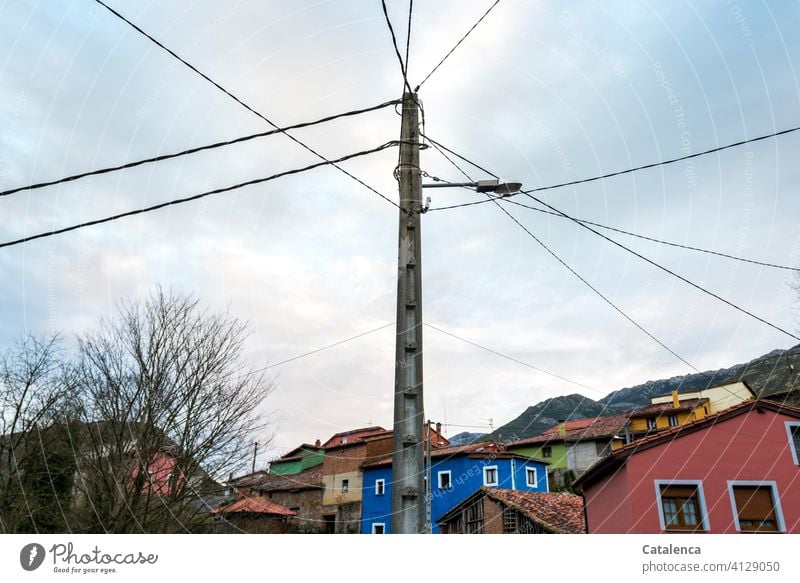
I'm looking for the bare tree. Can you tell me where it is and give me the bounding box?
[72,287,274,533]
[0,334,78,533]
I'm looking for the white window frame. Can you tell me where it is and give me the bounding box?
[437,470,452,490]
[786,422,800,465]
[653,479,710,531]
[371,522,385,534]
[483,465,499,487]
[375,478,385,496]
[727,480,786,533]
[525,466,537,488]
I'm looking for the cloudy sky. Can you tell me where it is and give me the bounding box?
[2,0,799,464]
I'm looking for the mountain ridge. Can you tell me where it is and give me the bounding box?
[487,343,800,441]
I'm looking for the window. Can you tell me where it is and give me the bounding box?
[786,422,800,465]
[372,523,385,534]
[647,417,657,430]
[502,507,518,533]
[438,470,452,490]
[341,479,349,493]
[525,467,537,487]
[655,481,708,531]
[542,446,552,458]
[728,482,785,533]
[375,479,385,496]
[668,414,679,427]
[483,466,498,486]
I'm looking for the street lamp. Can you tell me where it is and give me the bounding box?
[421,178,523,196]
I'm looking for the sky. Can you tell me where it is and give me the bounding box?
[1,0,799,466]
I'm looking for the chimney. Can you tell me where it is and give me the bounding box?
[558,420,567,438]
[435,422,442,435]
[672,390,680,409]
[314,439,321,448]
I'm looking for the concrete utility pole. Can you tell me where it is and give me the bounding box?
[391,91,425,534]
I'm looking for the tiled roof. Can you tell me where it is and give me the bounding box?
[573,399,800,489]
[322,426,388,448]
[629,398,706,417]
[508,414,630,447]
[213,497,296,516]
[364,441,506,468]
[482,488,586,534]
[229,470,271,488]
[256,466,324,492]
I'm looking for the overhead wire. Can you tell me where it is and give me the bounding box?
[519,190,800,342]
[483,197,700,371]
[93,0,401,212]
[404,0,413,74]
[424,138,800,343]
[501,198,800,272]
[380,0,413,94]
[0,99,401,198]
[423,323,604,393]
[250,323,394,374]
[425,124,800,211]
[415,0,501,91]
[0,142,400,249]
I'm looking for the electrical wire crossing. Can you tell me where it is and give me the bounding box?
[0,99,400,199]
[415,0,502,91]
[93,0,401,211]
[0,142,400,250]
[501,198,799,272]
[519,191,800,342]
[426,124,800,210]
[381,0,412,94]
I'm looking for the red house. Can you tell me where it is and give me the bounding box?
[574,400,800,533]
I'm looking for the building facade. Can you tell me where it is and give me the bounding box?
[360,442,549,534]
[576,400,800,533]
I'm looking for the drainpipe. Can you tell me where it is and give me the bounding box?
[510,458,516,490]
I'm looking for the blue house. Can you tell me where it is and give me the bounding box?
[360,442,549,534]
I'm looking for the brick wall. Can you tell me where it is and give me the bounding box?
[323,443,367,474]
[483,497,504,534]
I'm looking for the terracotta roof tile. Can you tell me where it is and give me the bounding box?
[213,497,296,516]
[364,441,501,468]
[256,466,324,492]
[508,414,630,446]
[482,488,586,534]
[629,398,706,417]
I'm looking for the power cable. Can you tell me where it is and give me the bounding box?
[501,198,800,272]
[380,0,413,94]
[520,191,800,342]
[93,0,401,211]
[415,0,501,91]
[426,124,800,211]
[255,323,394,373]
[423,322,605,393]
[404,0,414,75]
[483,199,700,371]
[0,99,400,198]
[422,134,499,179]
[424,136,800,271]
[0,142,400,249]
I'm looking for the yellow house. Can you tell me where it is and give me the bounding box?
[648,381,755,413]
[627,393,710,439]
[626,381,755,441]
